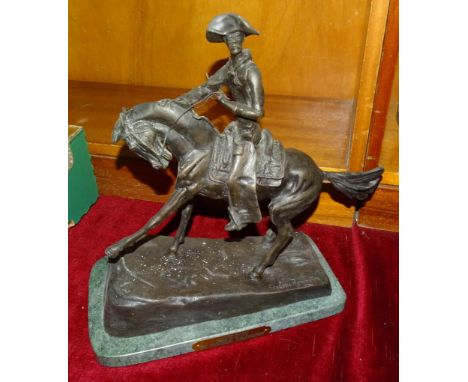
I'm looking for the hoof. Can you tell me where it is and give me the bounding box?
[261,230,276,248]
[225,221,239,231]
[261,240,274,249]
[225,221,247,232]
[105,245,121,261]
[248,267,264,280]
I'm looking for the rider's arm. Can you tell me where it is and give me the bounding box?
[217,65,264,121]
[175,65,227,106]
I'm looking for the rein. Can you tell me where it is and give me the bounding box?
[158,90,218,151]
[170,91,218,129]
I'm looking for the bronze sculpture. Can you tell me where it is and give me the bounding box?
[105,13,383,279]
[89,13,385,364]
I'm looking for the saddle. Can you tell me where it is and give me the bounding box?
[209,129,286,187]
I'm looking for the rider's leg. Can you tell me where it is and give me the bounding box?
[225,122,262,231]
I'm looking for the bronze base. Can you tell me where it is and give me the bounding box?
[104,233,331,337]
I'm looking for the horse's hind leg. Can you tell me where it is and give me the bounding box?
[261,228,277,247]
[250,184,320,279]
[250,215,293,279]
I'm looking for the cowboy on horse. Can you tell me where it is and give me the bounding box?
[105,14,383,279]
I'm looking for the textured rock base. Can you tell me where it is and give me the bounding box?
[89,233,346,366]
[105,233,332,337]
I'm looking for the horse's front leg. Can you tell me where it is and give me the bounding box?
[105,187,193,260]
[169,203,194,254]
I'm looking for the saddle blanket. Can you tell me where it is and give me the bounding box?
[209,129,285,187]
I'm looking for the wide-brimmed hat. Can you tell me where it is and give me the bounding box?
[206,13,259,42]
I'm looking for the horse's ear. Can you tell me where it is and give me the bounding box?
[112,114,126,143]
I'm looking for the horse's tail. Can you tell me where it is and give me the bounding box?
[322,167,384,201]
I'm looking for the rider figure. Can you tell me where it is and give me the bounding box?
[177,13,264,231]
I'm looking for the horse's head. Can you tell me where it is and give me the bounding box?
[112,108,173,170]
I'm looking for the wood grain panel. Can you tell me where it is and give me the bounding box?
[91,155,355,228]
[379,59,399,174]
[71,80,398,230]
[364,0,398,172]
[356,185,398,231]
[69,0,371,99]
[348,0,390,171]
[69,81,354,169]
[91,155,177,204]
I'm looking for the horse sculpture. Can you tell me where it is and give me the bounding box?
[105,97,383,279]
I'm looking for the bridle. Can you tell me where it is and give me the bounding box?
[120,110,172,168]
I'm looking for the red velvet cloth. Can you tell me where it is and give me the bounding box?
[69,196,398,382]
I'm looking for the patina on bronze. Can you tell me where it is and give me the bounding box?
[102,14,383,338]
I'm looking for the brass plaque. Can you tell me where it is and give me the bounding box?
[192,326,271,351]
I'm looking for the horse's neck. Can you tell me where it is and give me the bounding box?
[132,100,218,152]
[164,128,196,162]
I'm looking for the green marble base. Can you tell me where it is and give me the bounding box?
[89,235,346,367]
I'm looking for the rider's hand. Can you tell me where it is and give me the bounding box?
[214,91,230,104]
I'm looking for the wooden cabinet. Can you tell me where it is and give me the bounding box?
[69,0,399,231]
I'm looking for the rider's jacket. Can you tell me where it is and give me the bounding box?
[177,49,264,227]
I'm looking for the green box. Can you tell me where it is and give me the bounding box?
[68,125,99,225]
